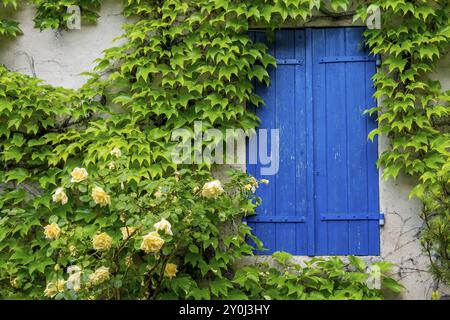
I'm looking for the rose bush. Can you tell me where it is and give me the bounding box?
[0,147,265,299]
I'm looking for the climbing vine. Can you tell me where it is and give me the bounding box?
[0,0,21,37]
[0,0,448,299]
[360,0,450,283]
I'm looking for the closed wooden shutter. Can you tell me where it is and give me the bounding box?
[246,27,381,256]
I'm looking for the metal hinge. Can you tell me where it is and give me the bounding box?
[321,213,385,226]
[244,215,306,223]
[319,56,377,64]
[276,58,304,65]
[376,58,382,67]
[379,213,385,226]
[244,213,385,225]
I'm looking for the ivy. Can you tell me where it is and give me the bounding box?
[235,253,403,299]
[361,0,450,283]
[0,0,21,37]
[0,65,102,188]
[0,0,448,299]
[0,19,22,37]
[31,0,103,30]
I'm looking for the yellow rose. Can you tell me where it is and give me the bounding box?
[69,245,77,256]
[110,147,122,158]
[120,226,137,240]
[44,279,65,298]
[244,184,254,192]
[67,265,82,292]
[108,161,116,170]
[91,186,111,207]
[164,263,178,279]
[201,180,224,199]
[154,189,163,198]
[154,218,173,236]
[140,231,164,253]
[10,278,19,289]
[52,187,68,205]
[44,223,61,240]
[92,232,113,251]
[125,256,133,268]
[70,167,88,183]
[88,266,110,286]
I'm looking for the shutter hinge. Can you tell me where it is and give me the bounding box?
[244,215,306,223]
[276,58,304,65]
[319,56,377,64]
[379,213,385,226]
[320,213,385,226]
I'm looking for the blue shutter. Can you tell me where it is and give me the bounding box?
[247,27,380,256]
[247,30,310,255]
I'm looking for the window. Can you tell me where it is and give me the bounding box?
[246,28,381,256]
